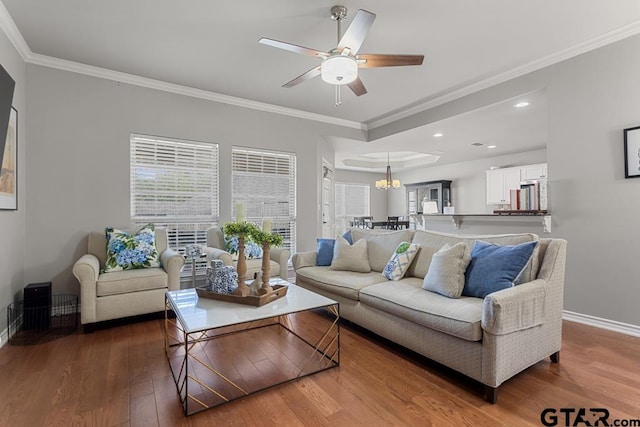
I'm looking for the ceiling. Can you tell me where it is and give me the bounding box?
[3,1,640,170]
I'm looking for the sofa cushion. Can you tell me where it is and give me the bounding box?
[359,278,484,341]
[350,229,414,272]
[463,240,539,298]
[103,223,161,273]
[382,242,420,281]
[316,230,353,266]
[329,237,371,273]
[295,266,386,300]
[97,267,168,297]
[408,230,540,282]
[422,242,470,298]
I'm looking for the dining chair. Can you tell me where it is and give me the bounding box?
[386,216,400,230]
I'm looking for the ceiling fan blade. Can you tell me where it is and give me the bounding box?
[357,54,424,68]
[347,77,367,96]
[282,65,322,88]
[337,9,376,55]
[259,38,328,58]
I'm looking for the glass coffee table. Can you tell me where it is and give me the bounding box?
[164,278,340,416]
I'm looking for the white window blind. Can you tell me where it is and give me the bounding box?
[231,147,296,254]
[335,183,370,232]
[130,134,219,256]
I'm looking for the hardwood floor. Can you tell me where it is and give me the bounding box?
[0,314,639,427]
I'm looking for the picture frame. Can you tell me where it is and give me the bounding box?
[0,106,17,209]
[624,125,640,179]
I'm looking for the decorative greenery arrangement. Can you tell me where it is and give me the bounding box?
[251,229,284,247]
[223,221,284,247]
[222,221,259,236]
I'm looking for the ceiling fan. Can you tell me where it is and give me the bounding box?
[259,5,424,105]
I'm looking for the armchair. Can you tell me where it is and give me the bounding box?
[72,227,184,329]
[205,226,291,280]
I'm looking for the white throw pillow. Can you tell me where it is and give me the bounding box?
[422,242,470,298]
[329,236,371,273]
[382,242,420,281]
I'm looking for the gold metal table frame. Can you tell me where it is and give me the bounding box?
[164,286,340,416]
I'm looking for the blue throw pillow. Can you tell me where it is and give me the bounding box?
[316,230,353,266]
[316,238,335,266]
[462,240,538,298]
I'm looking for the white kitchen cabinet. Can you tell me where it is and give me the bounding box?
[520,163,547,180]
[486,167,522,204]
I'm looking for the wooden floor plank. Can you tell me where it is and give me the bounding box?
[1,316,639,426]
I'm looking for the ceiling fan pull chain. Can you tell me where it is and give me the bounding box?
[335,85,342,107]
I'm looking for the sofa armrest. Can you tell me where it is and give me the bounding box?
[161,248,185,291]
[482,279,547,335]
[270,247,291,279]
[292,251,317,270]
[203,246,233,266]
[72,254,100,324]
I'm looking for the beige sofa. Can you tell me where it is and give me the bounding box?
[205,226,291,280]
[72,228,184,330]
[293,228,567,403]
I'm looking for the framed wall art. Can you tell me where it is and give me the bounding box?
[0,107,17,209]
[624,125,640,179]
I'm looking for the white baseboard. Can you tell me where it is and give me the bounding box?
[0,326,7,349]
[1,308,636,347]
[563,310,640,338]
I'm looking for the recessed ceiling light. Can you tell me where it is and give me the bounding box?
[514,101,529,108]
[433,132,443,138]
[487,145,497,149]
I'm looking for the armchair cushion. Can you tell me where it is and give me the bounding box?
[97,268,168,297]
[103,223,160,272]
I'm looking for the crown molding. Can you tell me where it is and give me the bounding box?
[27,53,366,130]
[367,20,640,130]
[0,0,30,60]
[3,0,640,135]
[0,1,364,131]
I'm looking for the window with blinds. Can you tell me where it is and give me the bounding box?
[130,134,219,258]
[335,183,370,232]
[231,147,296,254]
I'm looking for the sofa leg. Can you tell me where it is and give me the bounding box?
[550,351,560,363]
[485,386,498,404]
[82,323,95,334]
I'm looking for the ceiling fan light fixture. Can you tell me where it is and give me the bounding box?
[321,55,358,85]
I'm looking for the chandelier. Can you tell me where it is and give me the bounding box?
[375,153,401,190]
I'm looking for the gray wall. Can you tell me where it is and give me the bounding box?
[373,34,640,326]
[23,65,365,293]
[5,27,640,333]
[0,31,26,334]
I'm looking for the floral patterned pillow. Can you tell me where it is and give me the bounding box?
[103,223,161,273]
[382,242,420,281]
[225,235,263,259]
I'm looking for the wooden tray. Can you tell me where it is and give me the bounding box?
[196,284,288,307]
